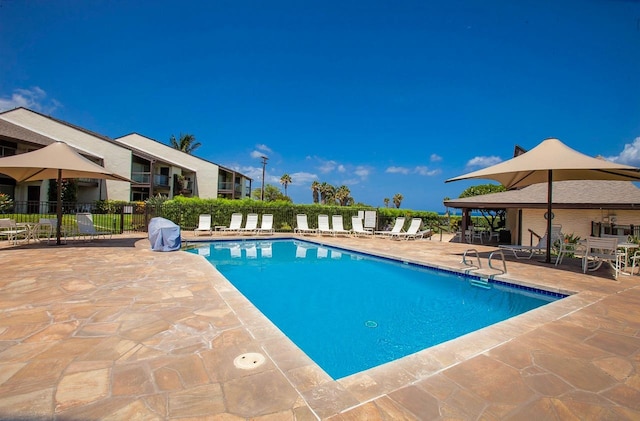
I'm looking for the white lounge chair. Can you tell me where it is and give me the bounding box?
[194,214,212,236]
[363,210,377,231]
[351,216,373,237]
[582,236,621,279]
[317,214,333,236]
[390,218,429,240]
[331,215,350,236]
[221,213,243,234]
[375,217,405,237]
[75,213,112,240]
[239,213,259,234]
[294,214,317,235]
[499,225,563,259]
[256,214,274,235]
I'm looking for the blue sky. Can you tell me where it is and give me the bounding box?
[1,0,639,212]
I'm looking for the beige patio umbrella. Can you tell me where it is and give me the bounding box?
[446,138,640,263]
[0,141,132,245]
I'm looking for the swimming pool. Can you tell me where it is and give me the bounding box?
[189,239,564,379]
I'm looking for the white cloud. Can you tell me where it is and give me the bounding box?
[256,144,272,153]
[318,160,339,173]
[337,164,346,173]
[386,166,410,174]
[414,166,441,176]
[607,137,640,165]
[354,166,370,178]
[0,87,61,114]
[340,178,361,186]
[467,156,502,168]
[289,171,317,184]
[430,153,442,162]
[250,150,269,159]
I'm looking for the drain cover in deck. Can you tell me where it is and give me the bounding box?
[234,352,266,370]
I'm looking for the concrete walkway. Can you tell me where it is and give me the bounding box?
[0,232,639,420]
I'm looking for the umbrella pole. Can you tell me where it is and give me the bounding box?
[545,170,553,263]
[56,169,63,245]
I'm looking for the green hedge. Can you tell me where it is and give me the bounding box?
[145,197,444,232]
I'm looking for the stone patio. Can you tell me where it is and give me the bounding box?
[0,231,639,420]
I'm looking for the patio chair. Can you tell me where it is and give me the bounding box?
[390,218,430,240]
[37,218,70,244]
[239,213,259,234]
[499,225,563,259]
[582,236,621,279]
[194,214,212,236]
[317,214,333,236]
[221,213,243,234]
[375,217,405,237]
[351,216,373,237]
[0,218,27,245]
[75,213,112,240]
[331,215,351,236]
[256,214,274,235]
[294,214,317,235]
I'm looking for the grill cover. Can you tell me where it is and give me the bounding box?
[148,217,181,251]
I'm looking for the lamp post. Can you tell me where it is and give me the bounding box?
[260,155,268,201]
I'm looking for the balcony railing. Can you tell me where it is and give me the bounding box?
[154,174,169,187]
[131,172,150,184]
[218,181,234,190]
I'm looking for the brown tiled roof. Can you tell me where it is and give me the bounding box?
[445,180,640,210]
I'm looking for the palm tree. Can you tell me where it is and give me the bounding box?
[311,181,320,203]
[335,185,352,206]
[280,174,292,197]
[169,133,201,154]
[383,198,390,208]
[319,182,335,205]
[392,193,403,209]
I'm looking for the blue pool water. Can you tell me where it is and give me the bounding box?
[188,239,563,379]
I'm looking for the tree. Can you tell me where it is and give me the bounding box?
[311,181,320,204]
[383,198,390,208]
[392,193,403,208]
[252,184,289,202]
[280,174,292,197]
[169,133,201,154]
[335,185,352,206]
[458,184,507,230]
[319,182,335,205]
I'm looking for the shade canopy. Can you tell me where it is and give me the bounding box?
[446,138,640,262]
[0,141,131,183]
[447,138,640,188]
[0,141,132,245]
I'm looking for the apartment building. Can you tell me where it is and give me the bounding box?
[0,108,252,208]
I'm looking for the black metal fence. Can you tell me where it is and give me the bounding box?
[1,201,447,234]
[591,221,640,239]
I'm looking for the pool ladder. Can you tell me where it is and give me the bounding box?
[462,249,508,288]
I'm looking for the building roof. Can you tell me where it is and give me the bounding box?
[0,118,102,159]
[444,180,640,210]
[0,108,252,180]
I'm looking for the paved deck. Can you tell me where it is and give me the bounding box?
[0,231,639,420]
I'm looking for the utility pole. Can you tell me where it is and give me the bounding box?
[260,155,268,201]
